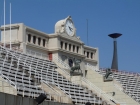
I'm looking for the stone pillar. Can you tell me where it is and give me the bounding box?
[71,44,73,52]
[67,43,69,51]
[85,51,87,57]
[36,37,38,45]
[63,42,65,50]
[40,38,43,47]
[46,38,48,48]
[26,34,28,43]
[31,35,33,44]
[80,44,84,55]
[89,52,91,59]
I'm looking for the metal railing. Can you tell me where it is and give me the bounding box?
[98,68,140,104]
[0,74,17,89]
[41,80,60,96]
[0,46,55,99]
[52,55,126,105]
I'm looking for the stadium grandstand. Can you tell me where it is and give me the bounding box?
[0,16,139,105]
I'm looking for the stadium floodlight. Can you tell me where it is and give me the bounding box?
[108,33,122,70]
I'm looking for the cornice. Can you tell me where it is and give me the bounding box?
[84,58,98,63]
[48,48,85,58]
[84,45,97,51]
[26,42,48,51]
[26,26,49,38]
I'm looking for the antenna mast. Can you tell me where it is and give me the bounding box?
[86,19,88,45]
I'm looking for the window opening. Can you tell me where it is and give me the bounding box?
[91,53,93,59]
[28,34,31,42]
[65,43,67,50]
[73,45,75,52]
[69,44,71,51]
[33,36,36,44]
[87,52,89,58]
[61,41,63,49]
[77,46,79,53]
[38,38,41,45]
[43,39,46,47]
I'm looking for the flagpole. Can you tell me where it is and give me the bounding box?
[4,0,5,47]
[10,3,11,50]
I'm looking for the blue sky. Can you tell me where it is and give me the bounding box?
[0,0,140,72]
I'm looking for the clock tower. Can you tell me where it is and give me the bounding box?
[55,16,76,37]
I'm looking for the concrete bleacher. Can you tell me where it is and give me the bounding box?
[97,69,140,104]
[0,46,102,105]
[53,55,140,105]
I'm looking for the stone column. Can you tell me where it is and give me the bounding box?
[46,38,48,48]
[89,52,91,58]
[80,44,84,55]
[63,42,65,50]
[40,38,43,47]
[31,35,33,44]
[26,34,28,43]
[67,43,69,51]
[84,51,87,57]
[36,37,38,45]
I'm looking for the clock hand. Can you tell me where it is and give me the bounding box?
[69,26,73,31]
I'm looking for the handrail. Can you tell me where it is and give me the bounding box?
[52,55,127,105]
[41,80,61,96]
[99,68,140,104]
[81,77,122,105]
[0,46,71,100]
[0,73,17,89]
[113,80,140,104]
[55,83,72,98]
[0,47,17,89]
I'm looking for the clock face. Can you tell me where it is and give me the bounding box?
[65,19,74,36]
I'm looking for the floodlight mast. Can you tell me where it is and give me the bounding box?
[108,33,122,71]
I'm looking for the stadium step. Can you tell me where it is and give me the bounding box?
[0,46,102,104]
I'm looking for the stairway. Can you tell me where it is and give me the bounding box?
[86,68,140,105]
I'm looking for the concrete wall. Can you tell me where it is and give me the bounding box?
[48,37,59,50]
[26,46,48,60]
[0,77,17,96]
[0,92,73,105]
[1,28,18,42]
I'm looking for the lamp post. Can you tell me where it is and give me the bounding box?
[108,33,122,71]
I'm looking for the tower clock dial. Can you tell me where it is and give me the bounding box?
[65,19,74,36]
